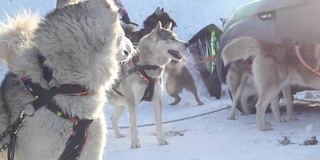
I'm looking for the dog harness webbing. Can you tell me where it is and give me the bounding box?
[295,45,320,76]
[128,56,160,101]
[21,54,92,160]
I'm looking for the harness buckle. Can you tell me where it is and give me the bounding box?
[13,111,25,135]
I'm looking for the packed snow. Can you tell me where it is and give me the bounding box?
[1,0,320,160]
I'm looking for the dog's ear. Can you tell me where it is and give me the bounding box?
[153,21,162,34]
[155,7,161,15]
[161,7,164,11]
[164,22,172,30]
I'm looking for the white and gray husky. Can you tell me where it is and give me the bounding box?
[0,0,134,159]
[108,21,188,148]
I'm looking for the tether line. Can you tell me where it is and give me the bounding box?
[107,106,231,130]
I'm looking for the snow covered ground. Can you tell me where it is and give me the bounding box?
[1,0,320,160]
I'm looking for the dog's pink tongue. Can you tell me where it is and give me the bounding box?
[168,50,183,60]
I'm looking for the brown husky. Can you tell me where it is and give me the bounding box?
[165,60,204,105]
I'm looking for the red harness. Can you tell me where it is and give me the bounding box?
[128,56,161,101]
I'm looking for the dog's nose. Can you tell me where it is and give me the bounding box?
[123,50,129,56]
[184,43,189,48]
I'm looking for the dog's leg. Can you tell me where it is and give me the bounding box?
[228,72,248,120]
[169,94,181,105]
[166,80,181,105]
[188,83,204,106]
[111,104,126,138]
[282,86,296,121]
[256,86,281,131]
[270,94,287,123]
[227,69,238,119]
[256,98,273,131]
[152,87,168,146]
[127,102,141,148]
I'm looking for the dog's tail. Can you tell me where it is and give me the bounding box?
[222,36,261,66]
[0,9,40,67]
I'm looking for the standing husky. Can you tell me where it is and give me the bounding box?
[226,61,293,122]
[221,36,320,131]
[165,60,204,105]
[0,0,134,159]
[123,7,202,106]
[108,21,188,148]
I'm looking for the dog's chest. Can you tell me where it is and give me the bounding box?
[16,109,73,159]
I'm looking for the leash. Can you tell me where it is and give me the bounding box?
[188,30,217,74]
[295,45,320,76]
[191,57,216,65]
[0,111,27,160]
[7,111,26,160]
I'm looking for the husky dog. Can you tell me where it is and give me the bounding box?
[221,36,320,131]
[226,60,257,119]
[124,7,202,106]
[124,7,177,45]
[0,0,134,159]
[108,21,188,148]
[226,61,293,122]
[0,10,40,68]
[165,60,204,105]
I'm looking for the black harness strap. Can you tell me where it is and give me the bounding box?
[21,54,92,160]
[38,55,53,82]
[128,56,160,101]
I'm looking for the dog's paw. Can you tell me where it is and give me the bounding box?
[158,139,168,146]
[197,102,204,106]
[278,118,288,123]
[228,114,236,120]
[286,115,297,121]
[131,142,141,149]
[169,102,178,105]
[259,121,273,131]
[228,116,236,120]
[115,133,125,138]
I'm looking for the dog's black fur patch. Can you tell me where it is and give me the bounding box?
[126,7,177,44]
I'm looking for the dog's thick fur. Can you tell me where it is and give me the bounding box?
[226,60,257,119]
[108,21,188,148]
[125,7,202,106]
[221,36,320,131]
[0,10,40,68]
[226,61,294,122]
[165,61,203,105]
[0,0,134,159]
[124,7,177,45]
